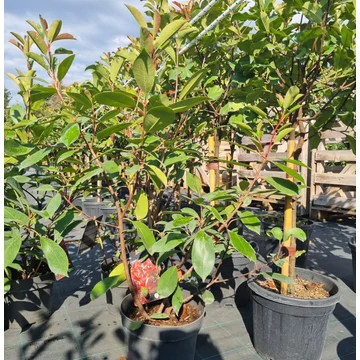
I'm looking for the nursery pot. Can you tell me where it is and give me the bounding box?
[248,267,340,360]
[82,197,103,218]
[348,237,356,292]
[4,272,56,330]
[101,257,128,317]
[263,218,314,267]
[121,294,205,360]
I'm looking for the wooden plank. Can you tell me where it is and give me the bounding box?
[315,150,356,162]
[311,205,356,215]
[237,152,287,162]
[242,134,274,146]
[313,194,356,210]
[237,169,287,179]
[314,173,356,186]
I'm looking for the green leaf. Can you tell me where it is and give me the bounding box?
[150,313,169,319]
[72,168,103,191]
[45,193,61,218]
[90,275,123,301]
[154,19,187,49]
[135,190,148,220]
[129,321,144,331]
[4,140,35,156]
[279,158,311,170]
[47,20,62,42]
[147,165,167,191]
[202,290,215,305]
[264,177,300,196]
[54,47,73,54]
[57,54,75,81]
[26,52,48,70]
[152,234,186,253]
[272,162,305,184]
[59,123,80,147]
[125,4,148,28]
[238,211,261,235]
[132,50,155,98]
[56,149,78,164]
[109,262,126,280]
[10,32,24,44]
[346,135,356,155]
[67,92,92,110]
[192,231,215,282]
[19,148,51,170]
[301,2,323,23]
[207,86,224,101]
[246,105,267,119]
[4,232,22,268]
[96,123,132,141]
[102,160,119,177]
[274,128,294,144]
[27,30,47,54]
[132,221,156,255]
[181,207,200,219]
[4,278,11,294]
[157,266,178,298]
[98,109,121,123]
[229,115,254,136]
[36,184,56,192]
[204,206,223,223]
[186,171,202,194]
[266,227,283,241]
[169,97,209,113]
[30,87,57,102]
[283,86,301,111]
[179,69,207,100]
[172,285,183,316]
[260,11,270,33]
[271,273,295,284]
[284,227,307,242]
[229,231,257,263]
[144,106,175,133]
[94,91,136,108]
[40,236,68,277]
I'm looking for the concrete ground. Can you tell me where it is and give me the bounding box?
[4,213,356,360]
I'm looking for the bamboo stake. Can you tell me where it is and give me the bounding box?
[209,135,216,205]
[281,129,296,295]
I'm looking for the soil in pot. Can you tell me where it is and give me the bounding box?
[5,264,55,330]
[248,268,340,360]
[121,293,205,360]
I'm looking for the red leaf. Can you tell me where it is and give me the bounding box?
[54,33,77,41]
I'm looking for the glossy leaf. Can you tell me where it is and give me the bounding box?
[19,148,51,170]
[47,20,62,42]
[271,273,295,284]
[207,86,224,101]
[192,231,215,282]
[102,160,119,176]
[283,86,301,111]
[98,109,121,123]
[90,275,123,301]
[67,92,92,110]
[238,211,261,235]
[147,165,167,191]
[27,30,47,54]
[4,232,22,268]
[4,140,35,156]
[157,266,178,298]
[45,193,61,218]
[57,54,75,81]
[274,128,294,144]
[135,190,148,220]
[172,285,183,316]
[202,290,215,305]
[246,105,267,119]
[152,234,186,253]
[132,50,155,98]
[272,162,305,184]
[96,123,132,141]
[186,171,202,194]
[229,231,256,263]
[267,227,283,241]
[30,87,57,102]
[73,168,103,190]
[125,4,148,28]
[26,52,48,70]
[59,123,80,147]
[150,313,169,319]
[54,33,77,41]
[132,221,155,255]
[94,91,136,108]
[144,106,175,132]
[40,236,68,277]
[179,69,207,100]
[154,19,187,49]
[169,97,210,114]
[56,149,78,164]
[284,227,307,242]
[264,177,300,196]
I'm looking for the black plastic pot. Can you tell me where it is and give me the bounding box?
[101,257,128,317]
[263,217,314,267]
[348,237,356,292]
[4,272,55,330]
[121,294,205,360]
[248,267,340,360]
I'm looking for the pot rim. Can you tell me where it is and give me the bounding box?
[248,267,340,308]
